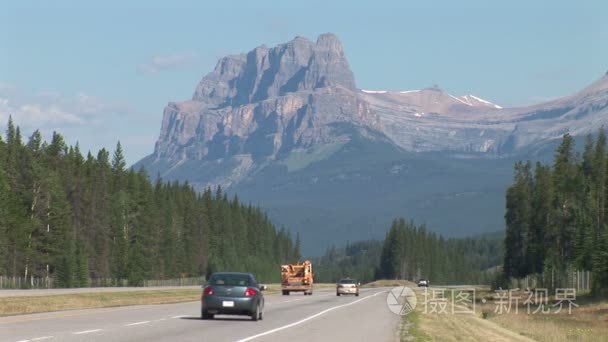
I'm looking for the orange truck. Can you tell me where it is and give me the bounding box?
[281,260,313,295]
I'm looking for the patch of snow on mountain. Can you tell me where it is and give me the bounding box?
[450,94,472,106]
[361,89,388,94]
[463,95,502,109]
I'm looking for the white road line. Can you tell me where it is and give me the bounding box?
[73,329,102,335]
[171,315,187,319]
[125,321,151,326]
[235,290,386,342]
[15,337,53,342]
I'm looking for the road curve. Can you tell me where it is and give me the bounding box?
[0,288,400,342]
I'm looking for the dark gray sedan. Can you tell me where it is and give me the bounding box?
[201,272,267,321]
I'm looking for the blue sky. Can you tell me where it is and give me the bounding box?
[1,0,606,164]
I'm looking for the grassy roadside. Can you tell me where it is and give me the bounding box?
[400,287,534,341]
[401,309,431,341]
[478,289,608,342]
[400,286,608,341]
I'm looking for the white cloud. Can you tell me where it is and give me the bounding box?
[0,84,132,130]
[137,52,197,74]
[0,83,151,164]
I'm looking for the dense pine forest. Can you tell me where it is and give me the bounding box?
[0,118,299,287]
[315,219,503,285]
[504,131,608,294]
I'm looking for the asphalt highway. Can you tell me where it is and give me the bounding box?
[0,287,400,342]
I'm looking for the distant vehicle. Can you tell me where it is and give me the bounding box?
[336,278,360,296]
[417,279,429,287]
[201,272,267,321]
[281,260,314,295]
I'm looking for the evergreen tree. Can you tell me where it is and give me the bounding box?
[503,161,532,278]
[0,140,8,275]
[528,163,551,274]
[111,141,126,174]
[74,241,90,287]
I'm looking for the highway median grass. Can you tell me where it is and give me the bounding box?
[0,283,338,316]
[0,289,203,316]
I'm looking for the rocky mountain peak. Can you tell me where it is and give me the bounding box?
[192,33,356,108]
[153,34,379,166]
[316,33,343,51]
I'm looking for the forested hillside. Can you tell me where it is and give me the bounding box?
[0,118,299,287]
[314,240,383,284]
[315,219,503,285]
[504,131,608,294]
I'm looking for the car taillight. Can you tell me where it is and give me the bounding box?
[203,286,213,295]
[244,287,257,297]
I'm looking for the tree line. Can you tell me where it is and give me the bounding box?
[503,131,608,294]
[0,118,300,287]
[315,219,503,285]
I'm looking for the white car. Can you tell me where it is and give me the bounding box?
[417,279,429,287]
[336,278,360,296]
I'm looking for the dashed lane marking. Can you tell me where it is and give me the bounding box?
[15,335,54,341]
[73,329,102,335]
[125,321,151,326]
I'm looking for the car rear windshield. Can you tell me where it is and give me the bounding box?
[339,279,356,284]
[209,274,251,286]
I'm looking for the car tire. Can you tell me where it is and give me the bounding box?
[251,304,260,322]
[282,290,289,295]
[355,292,359,297]
[336,292,340,296]
[201,310,214,320]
